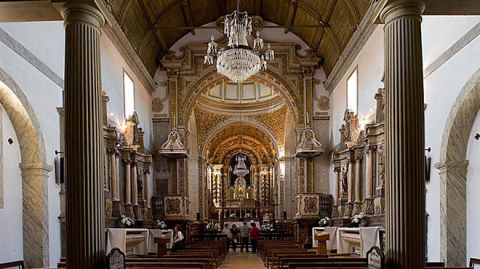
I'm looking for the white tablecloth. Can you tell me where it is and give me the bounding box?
[107,228,149,256]
[312,227,338,250]
[336,227,381,257]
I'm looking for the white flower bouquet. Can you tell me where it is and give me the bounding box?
[156,220,167,229]
[349,212,365,227]
[120,215,135,227]
[260,223,274,232]
[318,217,331,227]
[206,221,220,232]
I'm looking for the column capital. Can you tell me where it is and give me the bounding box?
[380,0,425,24]
[57,1,105,29]
[20,162,53,176]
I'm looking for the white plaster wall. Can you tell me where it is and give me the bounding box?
[328,15,480,261]
[100,34,153,150]
[467,112,480,262]
[0,108,23,263]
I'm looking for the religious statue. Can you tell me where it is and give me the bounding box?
[295,126,324,157]
[123,112,139,150]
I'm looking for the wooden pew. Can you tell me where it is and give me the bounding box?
[279,256,365,269]
[287,262,366,269]
[0,261,24,269]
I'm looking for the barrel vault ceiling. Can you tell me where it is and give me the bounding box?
[107,0,371,76]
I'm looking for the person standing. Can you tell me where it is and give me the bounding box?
[249,222,260,254]
[239,221,250,252]
[230,224,239,251]
[171,224,185,251]
[222,223,232,251]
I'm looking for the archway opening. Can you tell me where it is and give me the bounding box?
[0,69,51,268]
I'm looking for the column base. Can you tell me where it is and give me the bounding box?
[105,198,113,218]
[343,202,353,218]
[353,201,363,215]
[112,200,122,218]
[374,196,385,215]
[143,207,153,221]
[332,205,339,218]
[124,204,134,218]
[134,205,143,220]
[364,198,375,215]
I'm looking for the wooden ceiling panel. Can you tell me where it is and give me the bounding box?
[329,0,356,50]
[112,0,371,78]
[111,0,126,18]
[138,32,161,75]
[122,1,151,52]
[302,0,328,17]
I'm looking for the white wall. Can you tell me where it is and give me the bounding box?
[328,15,480,261]
[467,112,480,262]
[0,107,23,262]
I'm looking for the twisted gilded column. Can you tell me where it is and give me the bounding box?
[62,3,106,268]
[380,1,426,268]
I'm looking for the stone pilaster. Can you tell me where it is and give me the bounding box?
[112,154,121,217]
[62,3,106,268]
[20,163,52,267]
[380,1,426,268]
[436,160,468,266]
[124,159,133,217]
[364,146,375,215]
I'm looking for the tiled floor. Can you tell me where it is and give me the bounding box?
[219,251,266,269]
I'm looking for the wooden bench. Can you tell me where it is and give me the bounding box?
[0,261,24,269]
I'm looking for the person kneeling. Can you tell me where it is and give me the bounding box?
[171,224,185,252]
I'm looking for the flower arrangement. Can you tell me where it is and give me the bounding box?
[260,223,274,232]
[156,220,167,229]
[120,215,135,227]
[349,212,365,227]
[206,221,221,232]
[318,217,331,227]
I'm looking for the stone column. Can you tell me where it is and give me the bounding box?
[345,158,354,217]
[380,1,426,268]
[62,2,106,268]
[20,164,52,268]
[364,146,375,215]
[143,169,150,208]
[111,151,121,217]
[132,162,140,218]
[334,167,341,205]
[124,159,133,217]
[354,156,363,214]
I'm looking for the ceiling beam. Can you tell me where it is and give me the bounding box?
[154,0,184,25]
[424,0,480,15]
[137,0,168,54]
[118,0,134,25]
[315,0,337,53]
[285,0,299,30]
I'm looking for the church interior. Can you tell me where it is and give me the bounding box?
[0,0,479,268]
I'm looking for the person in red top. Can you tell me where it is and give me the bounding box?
[249,222,261,253]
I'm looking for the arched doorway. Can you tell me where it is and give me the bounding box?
[0,68,51,267]
[436,68,480,266]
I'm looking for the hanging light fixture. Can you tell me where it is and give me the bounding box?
[204,0,274,83]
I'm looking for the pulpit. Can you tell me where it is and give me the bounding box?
[314,231,329,255]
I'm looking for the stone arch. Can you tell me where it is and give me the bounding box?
[436,68,480,266]
[180,66,301,128]
[201,117,279,158]
[0,68,52,267]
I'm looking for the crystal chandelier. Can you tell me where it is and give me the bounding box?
[204,0,274,83]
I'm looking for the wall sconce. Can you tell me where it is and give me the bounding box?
[425,147,431,182]
[54,150,65,184]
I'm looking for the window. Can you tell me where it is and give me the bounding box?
[347,68,358,114]
[124,71,135,118]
